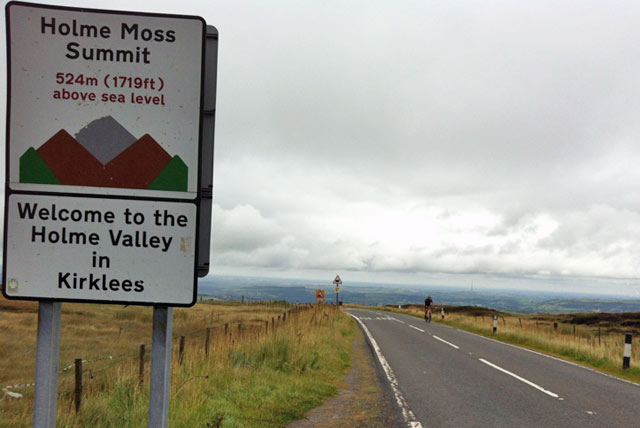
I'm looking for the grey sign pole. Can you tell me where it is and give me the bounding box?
[33,301,62,428]
[148,305,174,428]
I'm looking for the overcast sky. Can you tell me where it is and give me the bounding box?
[4,0,640,295]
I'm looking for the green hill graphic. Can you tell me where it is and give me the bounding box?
[20,147,60,185]
[148,156,188,191]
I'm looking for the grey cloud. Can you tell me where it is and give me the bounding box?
[8,0,640,292]
[212,204,283,252]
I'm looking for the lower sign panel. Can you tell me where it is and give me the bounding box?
[4,194,197,305]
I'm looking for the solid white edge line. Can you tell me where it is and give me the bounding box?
[479,358,560,399]
[432,335,460,349]
[454,329,640,388]
[409,325,425,333]
[350,314,423,428]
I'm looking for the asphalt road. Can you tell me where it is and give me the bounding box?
[348,308,640,428]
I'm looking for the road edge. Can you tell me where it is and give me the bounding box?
[349,312,422,428]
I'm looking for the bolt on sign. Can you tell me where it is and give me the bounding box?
[3,2,211,306]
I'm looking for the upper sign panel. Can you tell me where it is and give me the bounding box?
[6,2,205,200]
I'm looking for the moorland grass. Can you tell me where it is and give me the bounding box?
[0,298,355,428]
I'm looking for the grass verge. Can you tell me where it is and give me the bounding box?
[0,298,356,428]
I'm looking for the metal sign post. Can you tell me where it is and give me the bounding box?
[332,275,342,305]
[32,301,62,428]
[148,306,174,428]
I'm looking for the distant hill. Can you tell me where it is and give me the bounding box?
[198,275,640,314]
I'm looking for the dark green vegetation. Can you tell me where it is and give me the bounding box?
[397,304,640,335]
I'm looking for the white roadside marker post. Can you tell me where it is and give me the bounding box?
[623,333,632,370]
[493,315,498,334]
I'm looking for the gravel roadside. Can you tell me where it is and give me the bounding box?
[286,321,404,428]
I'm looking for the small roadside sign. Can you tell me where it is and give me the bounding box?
[333,275,342,285]
[315,289,325,303]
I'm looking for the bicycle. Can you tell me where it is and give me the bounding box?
[425,307,432,323]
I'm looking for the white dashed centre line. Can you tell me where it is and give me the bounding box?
[409,325,425,333]
[479,358,561,399]
[432,335,460,349]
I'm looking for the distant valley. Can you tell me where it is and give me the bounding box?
[199,275,640,314]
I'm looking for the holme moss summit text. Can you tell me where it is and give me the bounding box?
[40,17,178,63]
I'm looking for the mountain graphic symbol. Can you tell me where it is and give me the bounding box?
[19,116,188,191]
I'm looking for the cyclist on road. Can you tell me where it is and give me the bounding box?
[424,296,434,322]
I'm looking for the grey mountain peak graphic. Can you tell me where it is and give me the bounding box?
[74,116,137,164]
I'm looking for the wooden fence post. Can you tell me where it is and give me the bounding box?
[178,336,185,365]
[598,327,601,346]
[139,344,145,387]
[74,358,82,413]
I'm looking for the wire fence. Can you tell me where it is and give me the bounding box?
[2,302,317,409]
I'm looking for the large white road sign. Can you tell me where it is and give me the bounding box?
[4,2,209,305]
[5,194,197,304]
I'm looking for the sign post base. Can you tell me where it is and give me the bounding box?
[33,301,62,428]
[148,306,174,428]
